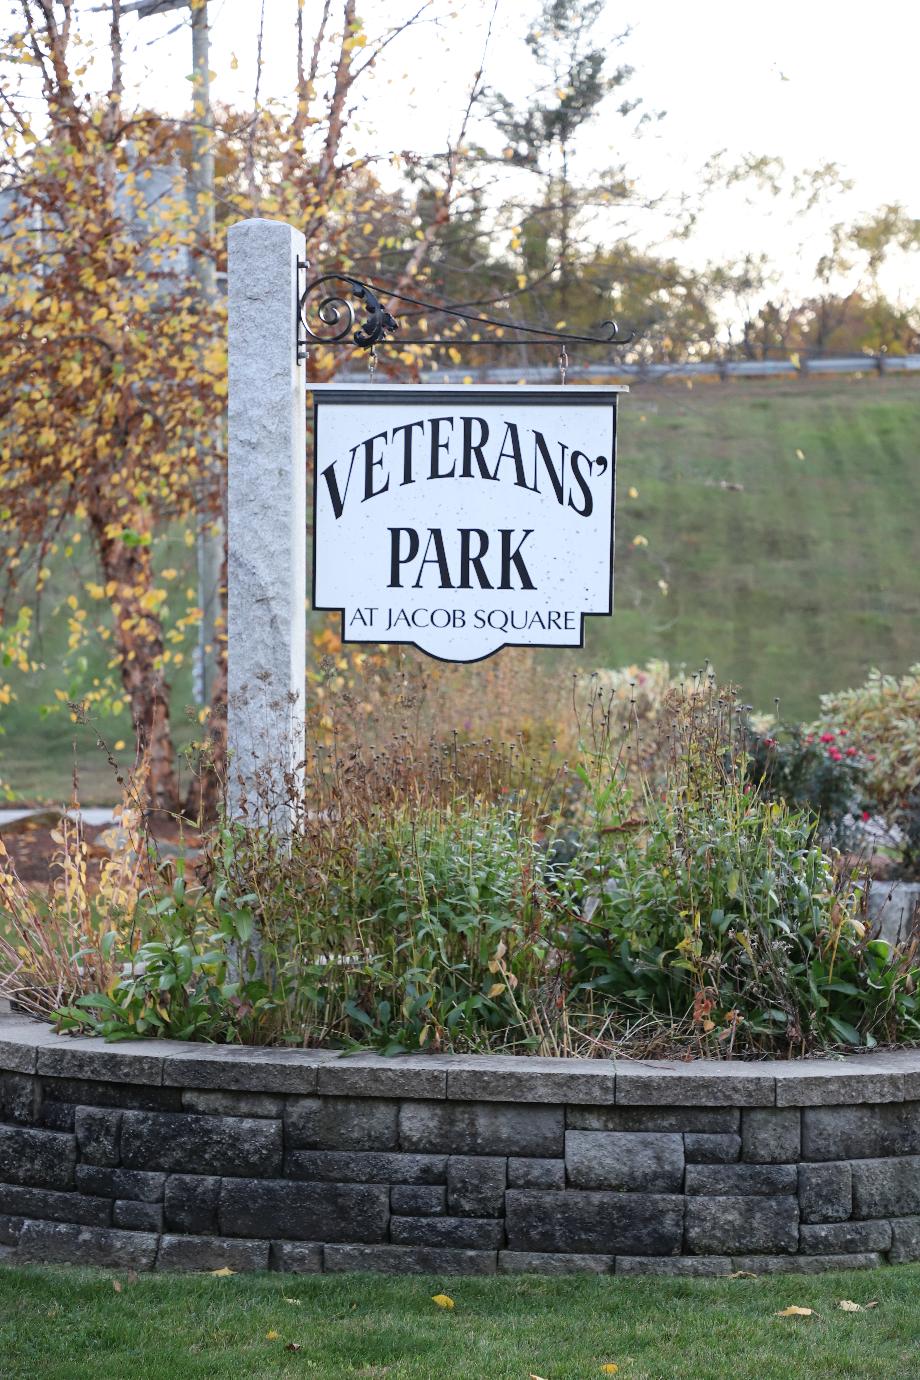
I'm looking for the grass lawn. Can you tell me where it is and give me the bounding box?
[587,372,920,720]
[0,1262,918,1379]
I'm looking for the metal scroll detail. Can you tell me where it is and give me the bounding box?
[296,259,633,360]
[297,268,398,361]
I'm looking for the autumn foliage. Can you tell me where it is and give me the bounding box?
[0,2,448,812]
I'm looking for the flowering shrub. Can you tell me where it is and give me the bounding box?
[813,665,920,871]
[746,724,865,844]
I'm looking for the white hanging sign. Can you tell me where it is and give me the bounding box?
[311,384,625,663]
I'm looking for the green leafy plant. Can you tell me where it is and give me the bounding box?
[558,685,920,1052]
[812,665,920,876]
[7,674,920,1057]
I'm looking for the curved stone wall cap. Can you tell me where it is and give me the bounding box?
[1,1011,919,1106]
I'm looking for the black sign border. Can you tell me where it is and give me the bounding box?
[310,387,619,665]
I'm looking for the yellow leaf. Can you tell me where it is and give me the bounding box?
[266,1329,280,1340]
[431,1293,455,1309]
[601,1367,619,1375]
[210,1266,235,1277]
[488,983,505,998]
[776,1305,814,1316]
[795,448,805,460]
[628,486,639,498]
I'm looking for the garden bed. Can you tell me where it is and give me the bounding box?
[1,1010,919,1277]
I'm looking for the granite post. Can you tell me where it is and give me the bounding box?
[227,219,306,824]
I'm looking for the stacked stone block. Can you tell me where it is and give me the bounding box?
[0,1015,919,1274]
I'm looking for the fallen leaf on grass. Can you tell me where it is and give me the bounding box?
[112,1280,122,1293]
[266,1330,280,1341]
[601,1366,619,1374]
[210,1266,235,1277]
[838,1300,878,1312]
[529,1374,550,1379]
[431,1293,455,1309]
[285,1342,303,1352]
[726,1271,758,1279]
[283,1296,301,1305]
[776,1306,814,1317]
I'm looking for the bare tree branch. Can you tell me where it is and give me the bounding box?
[316,0,356,199]
[386,0,499,302]
[350,0,434,84]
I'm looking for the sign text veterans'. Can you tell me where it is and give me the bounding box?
[312,384,625,662]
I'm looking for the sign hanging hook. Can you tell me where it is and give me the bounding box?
[559,344,568,386]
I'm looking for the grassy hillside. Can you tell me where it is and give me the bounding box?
[587,373,920,718]
[1,374,918,804]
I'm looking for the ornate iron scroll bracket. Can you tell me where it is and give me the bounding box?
[296,258,633,362]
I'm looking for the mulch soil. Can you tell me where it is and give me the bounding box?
[0,810,201,889]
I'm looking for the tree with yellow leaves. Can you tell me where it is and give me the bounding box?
[0,1,466,812]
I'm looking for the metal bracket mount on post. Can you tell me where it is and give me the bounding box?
[295,261,634,361]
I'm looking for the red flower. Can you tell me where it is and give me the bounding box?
[846,746,857,757]
[820,732,835,743]
[828,748,843,761]
[862,811,871,822]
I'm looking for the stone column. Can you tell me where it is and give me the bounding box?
[227,218,306,825]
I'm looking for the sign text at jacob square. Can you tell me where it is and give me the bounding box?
[312,384,625,662]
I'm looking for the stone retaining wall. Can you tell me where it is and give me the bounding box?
[1,1013,919,1275]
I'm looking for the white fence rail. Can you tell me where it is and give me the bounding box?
[429,354,920,384]
[337,353,920,384]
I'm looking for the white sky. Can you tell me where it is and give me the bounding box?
[55,1,920,304]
